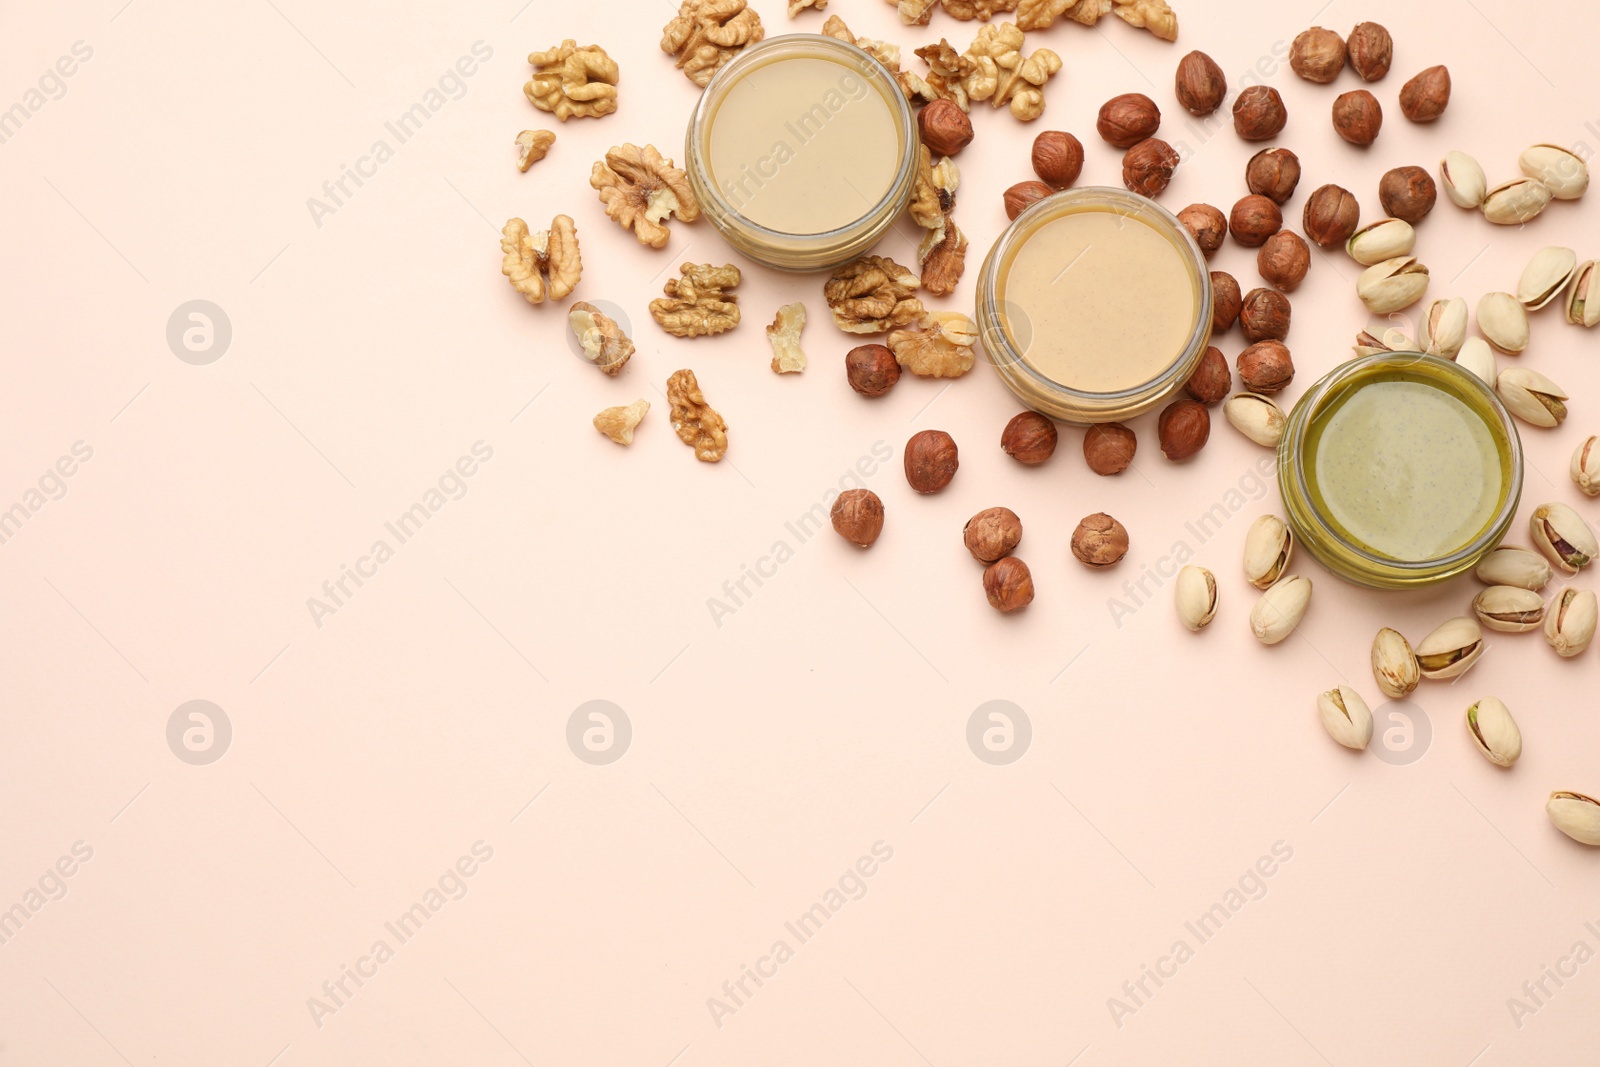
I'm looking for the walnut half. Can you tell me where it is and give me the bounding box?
[909,146,966,296]
[650,263,741,338]
[524,40,619,121]
[590,144,700,249]
[888,310,979,378]
[662,0,765,87]
[823,255,922,334]
[500,216,580,305]
[568,301,634,375]
[961,22,1061,121]
[666,369,728,462]
[766,303,807,374]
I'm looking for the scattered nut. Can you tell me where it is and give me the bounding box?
[1472,585,1545,633]
[1258,230,1310,292]
[1240,288,1291,343]
[1482,177,1554,226]
[888,309,978,377]
[1243,515,1294,589]
[1517,246,1577,310]
[1083,422,1138,475]
[650,263,740,337]
[500,216,581,306]
[1232,85,1287,141]
[1478,292,1530,353]
[1545,588,1598,657]
[525,40,619,120]
[846,344,901,397]
[1357,256,1429,314]
[1475,545,1552,591]
[1399,64,1450,122]
[1353,325,1414,357]
[1105,0,1178,41]
[904,429,959,493]
[964,506,1022,562]
[593,399,650,445]
[909,146,967,296]
[1302,184,1360,248]
[1415,616,1484,681]
[1499,367,1569,429]
[1456,336,1496,384]
[1184,346,1231,404]
[1229,195,1283,248]
[1174,50,1226,116]
[1290,27,1346,84]
[515,130,556,171]
[918,98,974,155]
[825,255,921,333]
[1097,92,1161,148]
[831,489,885,547]
[1071,512,1129,568]
[1245,148,1301,205]
[1379,165,1436,223]
[1318,687,1374,751]
[591,144,701,248]
[1001,411,1058,465]
[568,301,634,374]
[662,0,765,86]
[1157,398,1210,460]
[1372,627,1420,698]
[1332,90,1382,145]
[1211,271,1242,333]
[1569,261,1600,327]
[1237,340,1294,393]
[1532,502,1598,575]
[766,302,808,373]
[1440,150,1488,209]
[1031,130,1084,188]
[1572,435,1600,496]
[1345,218,1416,265]
[1178,203,1227,258]
[1547,791,1600,847]
[666,368,728,462]
[1347,21,1393,81]
[1250,574,1312,645]
[1418,296,1467,357]
[1122,137,1179,197]
[959,22,1061,121]
[1520,144,1590,201]
[1004,179,1055,219]
[983,556,1035,613]
[1175,565,1218,631]
[788,0,825,14]
[1225,392,1286,448]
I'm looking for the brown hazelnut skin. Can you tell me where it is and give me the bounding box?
[1245,148,1301,205]
[1399,65,1451,122]
[1083,423,1137,475]
[1290,27,1347,83]
[983,556,1035,612]
[917,99,974,156]
[1302,184,1360,248]
[1157,399,1210,461]
[1071,512,1130,568]
[845,344,900,397]
[1229,194,1283,248]
[1347,22,1393,81]
[1122,138,1179,197]
[1004,180,1054,220]
[904,429,959,493]
[1178,203,1226,258]
[1379,165,1438,223]
[1174,50,1226,116]
[1097,92,1161,148]
[1258,230,1310,292]
[1237,340,1295,394]
[1332,90,1383,146]
[1031,130,1084,189]
[1001,411,1058,466]
[1210,271,1242,333]
[964,506,1022,563]
[1239,288,1292,343]
[1184,346,1231,405]
[831,489,885,547]
[1232,85,1287,141]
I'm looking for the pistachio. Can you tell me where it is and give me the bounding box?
[1471,585,1545,632]
[1371,627,1420,699]
[1249,574,1311,645]
[1572,435,1600,496]
[1352,326,1414,357]
[1454,336,1497,385]
[1482,177,1553,225]
[1477,292,1530,354]
[1475,545,1552,590]
[1318,687,1374,751]
[1530,501,1597,575]
[1519,143,1590,200]
[1175,565,1218,631]
[1357,255,1429,314]
[1547,791,1600,846]
[1223,392,1286,448]
[1566,260,1600,327]
[1497,366,1568,428]
[1418,296,1467,356]
[1243,514,1294,589]
[1466,697,1522,768]
[1517,246,1577,310]
[1439,151,1487,209]
[1544,588,1598,657]
[1414,616,1483,681]
[1345,218,1415,266]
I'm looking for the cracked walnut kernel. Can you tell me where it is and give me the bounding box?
[666,369,728,462]
[524,40,618,121]
[909,147,966,296]
[499,216,581,306]
[823,255,921,334]
[766,302,807,374]
[960,23,1061,121]
[650,263,741,338]
[590,144,700,249]
[593,399,649,445]
[515,130,555,171]
[888,309,978,378]
[662,0,765,87]
[568,301,633,375]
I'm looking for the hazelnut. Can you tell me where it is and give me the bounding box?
[1097,92,1161,148]
[1239,288,1291,343]
[1178,203,1227,258]
[1001,411,1058,465]
[1302,184,1360,248]
[917,99,974,156]
[1290,27,1347,83]
[1232,85,1287,141]
[831,489,885,547]
[1245,147,1301,205]
[845,343,900,397]
[904,429,959,493]
[1174,50,1226,116]
[1332,89,1382,145]
[964,506,1022,563]
[1347,22,1393,81]
[1258,229,1310,292]
[1229,194,1283,248]
[1157,399,1210,461]
[1122,138,1179,198]
[1399,65,1451,123]
[1210,271,1242,333]
[1083,423,1137,475]
[1237,340,1295,394]
[1031,130,1084,189]
[983,556,1034,612]
[1184,346,1231,405]
[1004,180,1054,220]
[1071,512,1129,568]
[1379,165,1437,223]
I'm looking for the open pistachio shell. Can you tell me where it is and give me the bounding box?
[1472,585,1545,632]
[1467,697,1521,767]
[1318,686,1374,750]
[1414,616,1483,680]
[1519,144,1589,200]
[1543,587,1597,657]
[1249,574,1311,645]
[1516,246,1577,310]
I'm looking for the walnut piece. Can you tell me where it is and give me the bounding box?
[651,263,741,338]
[524,40,619,121]
[766,303,808,374]
[820,16,901,71]
[1113,0,1177,40]
[662,0,765,87]
[500,216,580,306]
[824,255,922,334]
[594,399,649,445]
[909,40,975,110]
[667,369,728,462]
[941,0,1019,20]
[590,144,700,248]
[909,146,967,296]
[516,130,555,172]
[960,23,1061,121]
[888,310,978,377]
[568,301,634,375]
[885,0,939,24]
[788,0,827,14]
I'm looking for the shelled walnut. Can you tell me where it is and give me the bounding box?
[590,144,700,248]
[666,369,728,462]
[896,0,1177,40]
[568,301,633,374]
[824,256,922,333]
[766,303,808,373]
[524,40,619,121]
[593,400,649,445]
[788,0,827,14]
[909,39,975,110]
[500,216,581,305]
[887,310,978,378]
[515,130,555,171]
[819,15,902,74]
[662,0,765,87]
[650,263,741,337]
[909,147,967,296]
[961,23,1061,121]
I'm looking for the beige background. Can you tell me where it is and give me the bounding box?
[3,0,1599,1063]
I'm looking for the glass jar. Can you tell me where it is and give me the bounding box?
[683,34,919,273]
[975,187,1213,424]
[1278,352,1524,589]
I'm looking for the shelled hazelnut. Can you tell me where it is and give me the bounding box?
[831,490,885,547]
[904,429,959,493]
[1174,50,1226,116]
[1031,130,1084,189]
[983,557,1035,612]
[1178,203,1227,258]
[1232,86,1287,141]
[1246,148,1301,205]
[1004,180,1054,220]
[1071,513,1130,568]
[1230,195,1283,247]
[1290,27,1346,83]
[1303,184,1360,247]
[1400,65,1451,122]
[1184,346,1231,404]
[1122,138,1179,197]
[964,507,1023,563]
[1211,271,1242,333]
[1158,399,1210,460]
[1001,411,1058,465]
[1238,340,1295,393]
[1097,93,1161,147]
[1083,423,1138,475]
[917,99,974,156]
[1332,90,1382,145]
[1347,22,1393,81]
[1240,288,1291,342]
[1259,230,1311,291]
[845,344,900,397]
[1379,166,1437,223]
